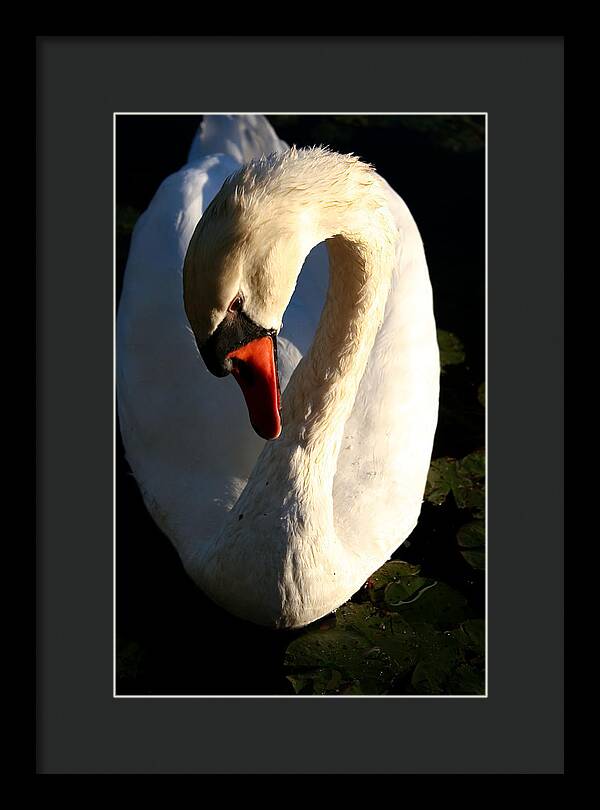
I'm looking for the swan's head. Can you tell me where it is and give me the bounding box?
[183,151,318,440]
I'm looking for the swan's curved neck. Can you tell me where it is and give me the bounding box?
[282,181,398,469]
[196,153,404,624]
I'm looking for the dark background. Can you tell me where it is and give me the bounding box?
[38,37,562,773]
[116,114,486,696]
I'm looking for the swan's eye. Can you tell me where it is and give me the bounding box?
[228,294,243,314]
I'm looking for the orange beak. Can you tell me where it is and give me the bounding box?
[226,335,282,440]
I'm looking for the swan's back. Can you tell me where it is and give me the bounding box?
[187,114,286,166]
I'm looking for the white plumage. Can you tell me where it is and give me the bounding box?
[117,114,439,629]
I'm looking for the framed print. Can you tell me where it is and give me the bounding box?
[37,36,563,774]
[115,111,486,699]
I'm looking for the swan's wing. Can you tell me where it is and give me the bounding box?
[332,179,440,569]
[117,153,258,567]
[187,114,288,165]
[118,115,289,568]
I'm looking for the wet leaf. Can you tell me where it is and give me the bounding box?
[446,663,485,695]
[425,450,485,517]
[389,581,472,627]
[478,382,485,408]
[371,560,422,583]
[457,520,485,548]
[363,560,422,604]
[342,682,364,695]
[286,674,311,694]
[284,566,483,696]
[410,633,462,694]
[453,453,485,512]
[384,576,430,606]
[325,669,343,690]
[460,619,485,654]
[337,604,423,675]
[437,329,466,370]
[460,550,485,570]
[283,626,399,695]
[457,520,485,570]
[458,449,485,480]
[424,458,457,506]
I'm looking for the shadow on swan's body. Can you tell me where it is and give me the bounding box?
[117,115,440,629]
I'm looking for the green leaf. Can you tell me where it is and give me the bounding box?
[478,383,485,408]
[286,674,310,694]
[437,329,466,370]
[460,619,486,654]
[363,560,422,605]
[424,457,457,506]
[453,458,485,512]
[446,663,486,695]
[425,449,485,516]
[458,449,485,480]
[342,682,365,695]
[336,604,424,675]
[384,576,431,606]
[460,550,486,570]
[284,562,485,695]
[457,519,485,570]
[368,560,421,588]
[426,449,485,517]
[283,626,400,695]
[410,633,462,694]
[388,581,472,628]
[457,520,485,549]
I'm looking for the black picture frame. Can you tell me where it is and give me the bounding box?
[37,35,563,774]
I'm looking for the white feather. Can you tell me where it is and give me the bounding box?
[117,115,439,628]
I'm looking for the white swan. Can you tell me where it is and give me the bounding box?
[117,115,439,629]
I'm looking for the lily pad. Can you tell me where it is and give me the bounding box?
[425,449,485,518]
[388,581,472,627]
[446,663,486,695]
[287,667,344,695]
[408,620,485,694]
[460,619,485,654]
[284,624,401,695]
[410,632,462,694]
[460,550,485,570]
[457,520,485,548]
[478,382,485,408]
[437,329,466,370]
[453,452,485,515]
[459,449,485,480]
[284,564,484,695]
[424,458,458,506]
[384,576,430,606]
[336,604,426,676]
[457,520,486,570]
[368,560,421,587]
[363,560,422,603]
